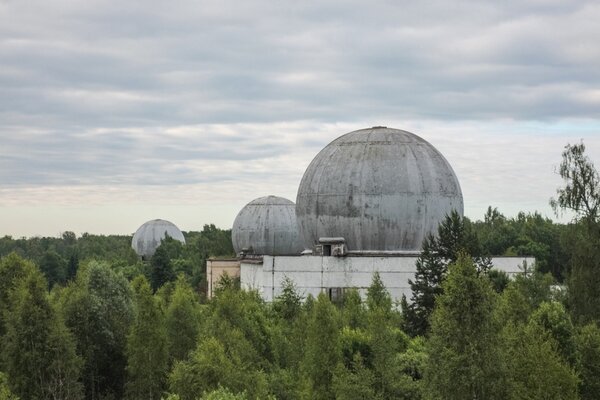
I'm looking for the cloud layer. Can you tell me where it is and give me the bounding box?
[1,0,600,235]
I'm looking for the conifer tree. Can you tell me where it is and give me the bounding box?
[273,277,303,321]
[402,236,445,336]
[150,245,176,292]
[366,271,392,314]
[341,288,367,329]
[576,323,600,400]
[301,293,341,400]
[0,253,36,339]
[2,268,82,400]
[165,275,200,363]
[425,253,505,400]
[403,211,489,337]
[125,276,169,400]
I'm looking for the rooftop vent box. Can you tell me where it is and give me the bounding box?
[316,237,347,257]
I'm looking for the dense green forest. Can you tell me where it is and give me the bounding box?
[1,142,599,400]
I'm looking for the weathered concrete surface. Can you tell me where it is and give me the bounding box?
[232,195,304,256]
[131,219,186,258]
[207,258,241,298]
[242,255,535,302]
[296,127,463,251]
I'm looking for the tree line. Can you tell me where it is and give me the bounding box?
[0,141,599,399]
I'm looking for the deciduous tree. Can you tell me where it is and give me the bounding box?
[58,261,134,400]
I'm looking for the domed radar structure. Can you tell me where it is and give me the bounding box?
[232,196,304,256]
[132,219,186,259]
[296,127,463,251]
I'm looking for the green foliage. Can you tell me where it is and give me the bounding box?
[366,271,392,314]
[341,288,367,329]
[150,239,180,292]
[496,270,556,326]
[0,253,36,338]
[530,302,577,366]
[213,273,240,295]
[45,314,84,400]
[38,249,67,288]
[186,225,235,260]
[404,211,489,337]
[368,311,411,398]
[169,284,270,400]
[125,276,169,400]
[0,372,19,400]
[272,277,303,321]
[207,287,271,366]
[335,280,423,400]
[576,323,600,400]
[169,336,268,400]
[339,327,371,368]
[396,336,427,383]
[551,141,600,222]
[567,225,600,324]
[487,269,510,293]
[165,276,201,363]
[201,387,248,400]
[332,354,377,400]
[425,253,505,400]
[2,266,83,400]
[501,321,579,400]
[57,260,134,400]
[473,207,568,279]
[550,142,600,325]
[301,293,341,400]
[0,225,235,296]
[3,197,599,400]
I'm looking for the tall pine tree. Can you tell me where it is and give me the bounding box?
[403,211,489,336]
[125,276,169,400]
[2,267,82,400]
[424,253,505,400]
[301,293,341,400]
[165,275,200,364]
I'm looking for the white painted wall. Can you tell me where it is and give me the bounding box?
[240,255,535,302]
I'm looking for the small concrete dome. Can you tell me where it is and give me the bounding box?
[132,219,186,258]
[232,196,304,256]
[296,127,463,251]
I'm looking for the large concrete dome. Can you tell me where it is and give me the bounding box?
[232,196,304,256]
[296,127,463,251]
[132,219,186,259]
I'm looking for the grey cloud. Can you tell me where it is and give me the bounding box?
[1,0,600,197]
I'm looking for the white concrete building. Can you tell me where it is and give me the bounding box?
[241,254,534,302]
[228,127,535,303]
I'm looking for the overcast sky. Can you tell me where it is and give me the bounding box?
[1,0,600,237]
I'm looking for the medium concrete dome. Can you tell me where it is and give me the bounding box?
[132,219,186,259]
[232,196,304,256]
[296,127,463,251]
